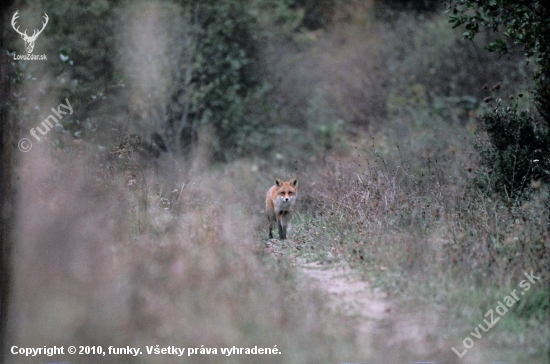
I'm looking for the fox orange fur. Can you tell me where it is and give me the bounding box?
[266,177,298,239]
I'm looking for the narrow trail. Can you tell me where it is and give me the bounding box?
[299,262,498,364]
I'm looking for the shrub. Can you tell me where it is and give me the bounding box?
[474,99,550,198]
[445,0,550,195]
[166,0,265,161]
[7,0,303,163]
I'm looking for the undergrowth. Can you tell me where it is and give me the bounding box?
[280,116,549,361]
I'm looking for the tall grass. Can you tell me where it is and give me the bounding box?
[7,140,361,364]
[259,8,548,360]
[5,2,548,363]
[5,2,360,362]
[287,116,549,361]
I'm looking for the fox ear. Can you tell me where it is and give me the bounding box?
[275,178,283,187]
[289,177,298,186]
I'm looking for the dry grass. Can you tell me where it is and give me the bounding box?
[284,122,549,362]
[6,141,360,364]
[295,139,549,288]
[5,2,548,363]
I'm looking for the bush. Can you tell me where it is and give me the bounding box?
[7,0,303,163]
[166,0,266,161]
[474,99,550,198]
[446,0,550,195]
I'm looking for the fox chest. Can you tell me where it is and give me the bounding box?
[274,196,295,214]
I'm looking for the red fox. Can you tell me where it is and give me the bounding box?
[266,177,298,239]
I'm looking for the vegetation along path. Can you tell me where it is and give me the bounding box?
[297,260,512,363]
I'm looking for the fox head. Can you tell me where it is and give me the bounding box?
[275,177,298,202]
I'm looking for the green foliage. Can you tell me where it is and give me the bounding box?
[445,1,550,72]
[6,0,117,141]
[164,0,306,161]
[377,0,441,13]
[445,0,550,195]
[7,0,305,161]
[474,100,550,197]
[163,0,262,160]
[41,0,117,98]
[377,13,525,123]
[292,0,334,30]
[512,288,550,320]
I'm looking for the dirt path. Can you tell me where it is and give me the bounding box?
[299,262,495,364]
[301,262,392,339]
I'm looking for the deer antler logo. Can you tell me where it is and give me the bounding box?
[11,10,49,54]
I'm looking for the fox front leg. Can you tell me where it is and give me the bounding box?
[278,211,288,239]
